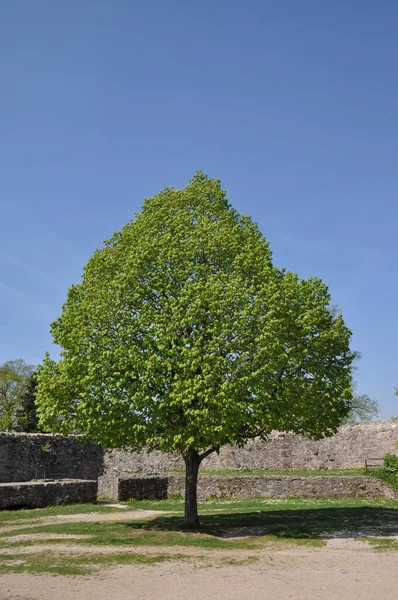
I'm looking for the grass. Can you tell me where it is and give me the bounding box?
[168,468,371,477]
[2,497,398,548]
[0,551,184,576]
[0,520,262,550]
[369,468,398,489]
[1,497,398,576]
[359,537,398,551]
[126,495,398,513]
[0,502,119,525]
[167,466,398,491]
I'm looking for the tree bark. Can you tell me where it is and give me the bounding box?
[183,449,201,527]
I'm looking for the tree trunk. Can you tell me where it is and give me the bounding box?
[183,449,201,527]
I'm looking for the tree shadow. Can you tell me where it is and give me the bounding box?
[124,507,398,540]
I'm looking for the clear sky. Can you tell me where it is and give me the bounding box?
[1,1,397,419]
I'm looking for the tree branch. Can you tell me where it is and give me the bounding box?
[199,446,218,461]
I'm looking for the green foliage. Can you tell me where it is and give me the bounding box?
[14,371,41,432]
[0,359,35,431]
[36,173,355,450]
[368,454,398,490]
[383,454,398,474]
[341,393,379,424]
[370,468,398,490]
[36,173,355,524]
[40,442,52,454]
[170,492,183,501]
[392,388,398,420]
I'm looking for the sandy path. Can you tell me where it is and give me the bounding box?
[1,546,397,600]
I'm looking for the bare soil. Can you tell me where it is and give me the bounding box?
[1,546,398,600]
[1,510,397,600]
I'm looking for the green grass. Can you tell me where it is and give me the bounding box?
[168,468,371,477]
[1,498,398,576]
[0,520,261,550]
[0,503,119,525]
[2,497,398,549]
[0,498,398,575]
[358,537,398,551]
[167,467,398,491]
[0,551,184,576]
[127,496,398,513]
[369,468,398,489]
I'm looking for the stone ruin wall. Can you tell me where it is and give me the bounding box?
[98,473,398,502]
[1,421,398,484]
[0,432,103,483]
[0,480,98,509]
[103,421,398,476]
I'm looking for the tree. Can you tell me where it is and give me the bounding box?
[0,359,35,431]
[341,393,379,424]
[392,389,398,420]
[15,371,41,432]
[36,173,355,526]
[325,313,378,425]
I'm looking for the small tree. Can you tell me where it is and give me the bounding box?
[341,393,379,424]
[392,388,398,420]
[15,371,41,432]
[0,359,35,431]
[36,173,355,526]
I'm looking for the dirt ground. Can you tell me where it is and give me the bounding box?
[0,510,397,600]
[1,546,398,600]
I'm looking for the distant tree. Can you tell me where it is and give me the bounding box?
[15,371,41,432]
[391,388,398,420]
[0,359,35,431]
[326,321,378,425]
[36,173,355,526]
[341,393,379,424]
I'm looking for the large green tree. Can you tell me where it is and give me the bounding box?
[36,173,355,526]
[0,359,35,431]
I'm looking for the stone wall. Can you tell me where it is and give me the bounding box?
[168,474,398,501]
[98,474,398,502]
[103,421,398,476]
[1,422,398,487]
[0,433,103,483]
[0,479,98,509]
[98,475,168,501]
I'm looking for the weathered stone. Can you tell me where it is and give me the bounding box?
[98,475,168,501]
[0,479,98,509]
[102,421,398,475]
[0,433,103,483]
[98,474,398,502]
[2,422,398,488]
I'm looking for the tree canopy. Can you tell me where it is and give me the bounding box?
[15,371,41,432]
[36,173,355,525]
[0,359,35,431]
[341,393,379,424]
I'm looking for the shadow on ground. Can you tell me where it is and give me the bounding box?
[124,507,398,540]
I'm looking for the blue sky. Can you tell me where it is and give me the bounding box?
[1,1,397,418]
